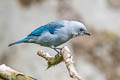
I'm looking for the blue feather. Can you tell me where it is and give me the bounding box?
[8,38,29,47]
[46,22,64,34]
[29,21,64,36]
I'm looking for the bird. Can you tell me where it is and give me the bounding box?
[8,20,90,53]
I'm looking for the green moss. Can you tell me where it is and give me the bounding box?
[0,73,9,80]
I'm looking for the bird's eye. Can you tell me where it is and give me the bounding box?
[80,28,84,31]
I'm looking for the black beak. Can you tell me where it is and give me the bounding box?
[84,32,91,36]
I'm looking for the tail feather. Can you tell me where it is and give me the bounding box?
[8,39,28,47]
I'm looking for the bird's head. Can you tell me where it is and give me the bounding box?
[70,21,91,38]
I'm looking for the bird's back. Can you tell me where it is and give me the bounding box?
[28,20,66,36]
[8,20,83,47]
[27,20,71,47]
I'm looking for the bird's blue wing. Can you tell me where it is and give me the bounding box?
[29,26,47,36]
[46,22,64,34]
[28,21,64,36]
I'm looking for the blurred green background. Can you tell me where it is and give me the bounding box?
[0,0,120,80]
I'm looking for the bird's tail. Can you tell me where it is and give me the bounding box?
[8,38,29,47]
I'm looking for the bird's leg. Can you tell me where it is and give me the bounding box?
[51,46,59,53]
[55,47,62,50]
[53,48,60,53]
[51,46,62,54]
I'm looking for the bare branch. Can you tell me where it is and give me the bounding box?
[37,46,83,80]
[37,50,63,69]
[61,46,83,80]
[0,64,37,80]
[0,46,83,80]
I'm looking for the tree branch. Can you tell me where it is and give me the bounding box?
[37,50,63,69]
[0,64,37,80]
[0,46,83,80]
[37,46,83,80]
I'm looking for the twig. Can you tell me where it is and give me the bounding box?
[0,46,83,80]
[37,50,63,69]
[37,46,83,80]
[0,64,37,80]
[61,46,83,80]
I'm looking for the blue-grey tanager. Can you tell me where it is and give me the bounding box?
[8,20,90,52]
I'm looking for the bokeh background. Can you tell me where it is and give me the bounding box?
[0,0,120,80]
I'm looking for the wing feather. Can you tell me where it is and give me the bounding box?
[28,21,64,36]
